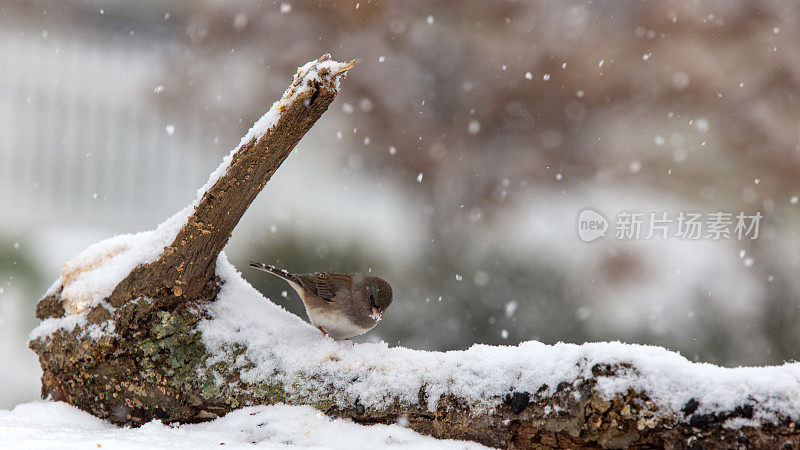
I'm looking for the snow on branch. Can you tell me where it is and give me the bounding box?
[29,56,800,449]
[34,54,355,325]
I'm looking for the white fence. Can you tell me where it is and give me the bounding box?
[0,29,220,231]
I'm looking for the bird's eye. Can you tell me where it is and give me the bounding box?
[369,294,375,304]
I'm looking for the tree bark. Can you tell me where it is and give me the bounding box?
[29,56,799,449]
[110,56,354,307]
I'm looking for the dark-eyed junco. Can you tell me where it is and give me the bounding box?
[248,261,393,340]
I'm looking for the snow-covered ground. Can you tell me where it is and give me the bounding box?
[0,402,486,449]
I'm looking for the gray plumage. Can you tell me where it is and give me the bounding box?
[249,261,393,340]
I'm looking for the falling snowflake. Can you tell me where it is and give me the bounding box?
[468,120,481,135]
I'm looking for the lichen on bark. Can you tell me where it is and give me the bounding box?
[27,55,800,449]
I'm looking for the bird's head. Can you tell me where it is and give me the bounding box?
[363,276,392,321]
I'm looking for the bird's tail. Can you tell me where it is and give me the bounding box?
[248,261,297,283]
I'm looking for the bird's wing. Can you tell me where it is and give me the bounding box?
[295,272,353,303]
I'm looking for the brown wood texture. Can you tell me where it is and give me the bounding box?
[29,57,799,449]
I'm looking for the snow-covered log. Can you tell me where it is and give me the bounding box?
[29,56,800,449]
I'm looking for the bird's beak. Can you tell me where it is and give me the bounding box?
[371,306,383,321]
